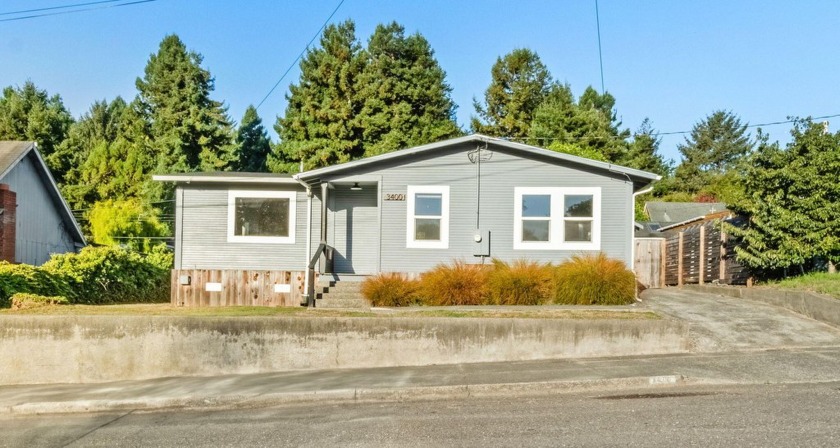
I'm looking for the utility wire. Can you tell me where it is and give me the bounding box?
[255,0,347,110]
[594,0,605,93]
[0,0,126,16]
[0,0,158,22]
[653,113,840,137]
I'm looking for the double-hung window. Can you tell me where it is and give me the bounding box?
[513,187,600,250]
[227,190,296,244]
[406,185,449,249]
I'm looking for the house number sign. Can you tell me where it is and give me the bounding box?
[384,193,406,201]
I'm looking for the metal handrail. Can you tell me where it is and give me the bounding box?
[305,242,330,307]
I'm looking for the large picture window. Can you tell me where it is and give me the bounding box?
[406,185,449,249]
[227,190,296,244]
[513,187,600,250]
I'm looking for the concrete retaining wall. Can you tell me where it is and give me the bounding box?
[685,284,840,327]
[0,316,689,385]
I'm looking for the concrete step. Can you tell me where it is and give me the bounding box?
[316,298,370,309]
[318,291,366,300]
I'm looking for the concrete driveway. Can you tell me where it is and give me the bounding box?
[641,288,840,352]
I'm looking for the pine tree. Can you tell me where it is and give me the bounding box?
[356,22,461,156]
[528,84,630,163]
[674,110,753,194]
[0,81,73,181]
[471,48,552,139]
[235,105,271,172]
[272,20,365,172]
[135,34,236,176]
[623,118,671,176]
[726,121,840,273]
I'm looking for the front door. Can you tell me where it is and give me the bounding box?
[332,185,379,274]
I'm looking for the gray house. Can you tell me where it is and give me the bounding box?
[0,141,85,265]
[156,135,659,305]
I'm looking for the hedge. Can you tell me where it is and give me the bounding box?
[0,246,173,308]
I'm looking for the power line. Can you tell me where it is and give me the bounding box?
[594,0,605,93]
[653,113,840,137]
[0,0,126,16]
[255,0,347,111]
[0,0,158,23]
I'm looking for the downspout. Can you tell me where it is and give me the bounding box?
[631,183,655,275]
[303,186,312,301]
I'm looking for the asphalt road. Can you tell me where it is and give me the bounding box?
[4,381,840,448]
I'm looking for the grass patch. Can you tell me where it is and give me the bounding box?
[768,273,840,299]
[0,304,659,320]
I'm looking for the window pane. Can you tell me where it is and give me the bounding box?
[522,220,550,242]
[415,218,441,241]
[522,194,551,217]
[564,220,592,242]
[234,197,289,237]
[565,195,593,217]
[415,193,442,216]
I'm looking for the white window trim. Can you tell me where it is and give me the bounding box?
[406,185,449,249]
[513,187,601,251]
[227,190,296,244]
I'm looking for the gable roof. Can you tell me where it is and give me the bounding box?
[294,134,661,190]
[0,141,86,246]
[644,201,729,226]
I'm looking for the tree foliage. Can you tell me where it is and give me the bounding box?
[235,105,271,172]
[0,81,73,181]
[674,110,753,195]
[726,121,840,272]
[471,48,552,139]
[88,198,169,252]
[272,20,460,172]
[357,22,461,156]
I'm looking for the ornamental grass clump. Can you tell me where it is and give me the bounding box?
[486,259,553,305]
[10,293,69,310]
[418,260,489,306]
[553,253,635,305]
[361,273,420,307]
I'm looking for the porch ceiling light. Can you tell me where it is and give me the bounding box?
[350,182,362,191]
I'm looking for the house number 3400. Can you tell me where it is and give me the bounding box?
[385,193,406,201]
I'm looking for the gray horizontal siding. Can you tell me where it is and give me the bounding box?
[177,184,316,271]
[321,141,633,273]
[0,154,75,265]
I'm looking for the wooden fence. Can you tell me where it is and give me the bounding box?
[170,269,307,307]
[634,238,666,288]
[663,222,749,286]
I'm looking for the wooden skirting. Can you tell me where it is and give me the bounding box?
[171,269,307,307]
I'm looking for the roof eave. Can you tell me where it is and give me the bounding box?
[152,174,301,185]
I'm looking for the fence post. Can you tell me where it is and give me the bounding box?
[699,226,706,285]
[719,231,727,283]
[660,238,667,288]
[677,232,684,287]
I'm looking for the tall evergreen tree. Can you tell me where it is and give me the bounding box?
[0,81,73,181]
[357,22,461,156]
[235,105,271,172]
[471,48,552,139]
[727,121,840,273]
[623,118,671,176]
[272,20,365,172]
[674,110,753,194]
[135,34,236,176]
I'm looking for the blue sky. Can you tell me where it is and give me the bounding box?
[2,0,839,163]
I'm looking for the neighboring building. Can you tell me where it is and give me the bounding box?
[0,141,85,265]
[157,135,660,305]
[644,201,731,234]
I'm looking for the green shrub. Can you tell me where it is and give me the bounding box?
[10,293,69,310]
[361,273,420,307]
[553,253,636,305]
[0,262,70,308]
[418,260,489,306]
[486,259,553,305]
[41,245,173,304]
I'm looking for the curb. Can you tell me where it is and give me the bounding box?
[1,375,690,416]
